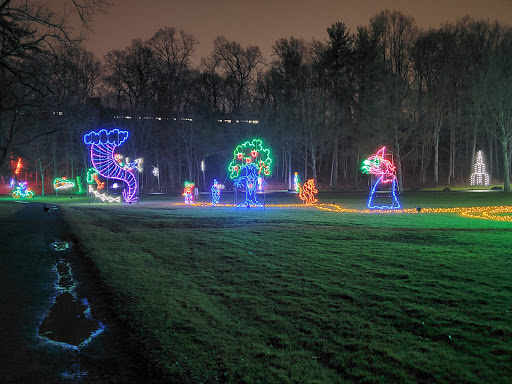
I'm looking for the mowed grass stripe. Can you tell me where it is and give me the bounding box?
[62,201,512,383]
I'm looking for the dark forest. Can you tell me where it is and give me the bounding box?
[1,1,511,193]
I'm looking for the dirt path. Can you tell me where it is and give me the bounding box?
[0,202,148,383]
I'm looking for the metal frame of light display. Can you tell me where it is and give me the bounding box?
[361,146,401,210]
[228,138,272,207]
[83,129,138,203]
[470,150,490,186]
[298,179,318,205]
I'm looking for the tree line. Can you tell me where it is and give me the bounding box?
[1,1,511,193]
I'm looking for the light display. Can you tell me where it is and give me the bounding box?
[174,200,512,223]
[12,181,34,199]
[257,176,266,191]
[470,150,490,186]
[53,177,76,190]
[88,185,121,203]
[211,179,221,205]
[152,166,159,178]
[133,158,144,173]
[83,129,138,203]
[228,138,272,207]
[93,174,105,189]
[75,176,84,194]
[183,181,195,204]
[114,154,144,173]
[298,179,318,205]
[14,158,22,175]
[86,168,105,189]
[293,172,300,193]
[361,146,401,209]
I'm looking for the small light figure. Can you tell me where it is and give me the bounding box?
[112,183,119,189]
[134,158,144,173]
[114,153,124,166]
[293,172,300,193]
[86,168,105,190]
[298,179,318,205]
[470,150,490,186]
[92,174,105,190]
[257,176,267,191]
[183,181,195,204]
[152,166,159,178]
[211,179,221,205]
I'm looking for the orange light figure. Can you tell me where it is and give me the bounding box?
[299,179,318,205]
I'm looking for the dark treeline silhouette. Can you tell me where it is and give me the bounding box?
[1,3,511,193]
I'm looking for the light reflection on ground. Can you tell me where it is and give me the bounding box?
[38,241,105,352]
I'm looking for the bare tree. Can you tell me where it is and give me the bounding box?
[473,34,512,192]
[370,10,419,190]
[0,0,110,171]
[148,27,198,117]
[271,37,336,184]
[211,36,263,114]
[104,39,157,112]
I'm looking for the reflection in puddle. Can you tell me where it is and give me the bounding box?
[39,241,104,350]
[50,240,70,252]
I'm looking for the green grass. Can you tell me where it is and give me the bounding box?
[50,191,512,383]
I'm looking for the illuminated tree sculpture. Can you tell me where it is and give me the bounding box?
[228,138,272,207]
[470,150,490,186]
[83,129,138,203]
[183,181,195,204]
[211,179,221,205]
[298,179,318,205]
[361,146,401,209]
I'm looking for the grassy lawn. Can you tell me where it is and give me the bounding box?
[32,191,512,383]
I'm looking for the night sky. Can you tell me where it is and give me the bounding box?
[48,0,512,63]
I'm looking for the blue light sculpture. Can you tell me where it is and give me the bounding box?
[83,129,138,203]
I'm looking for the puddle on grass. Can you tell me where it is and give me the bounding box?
[39,241,104,351]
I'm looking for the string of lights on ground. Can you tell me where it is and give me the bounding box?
[174,202,512,222]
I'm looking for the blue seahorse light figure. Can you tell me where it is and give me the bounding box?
[83,129,138,203]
